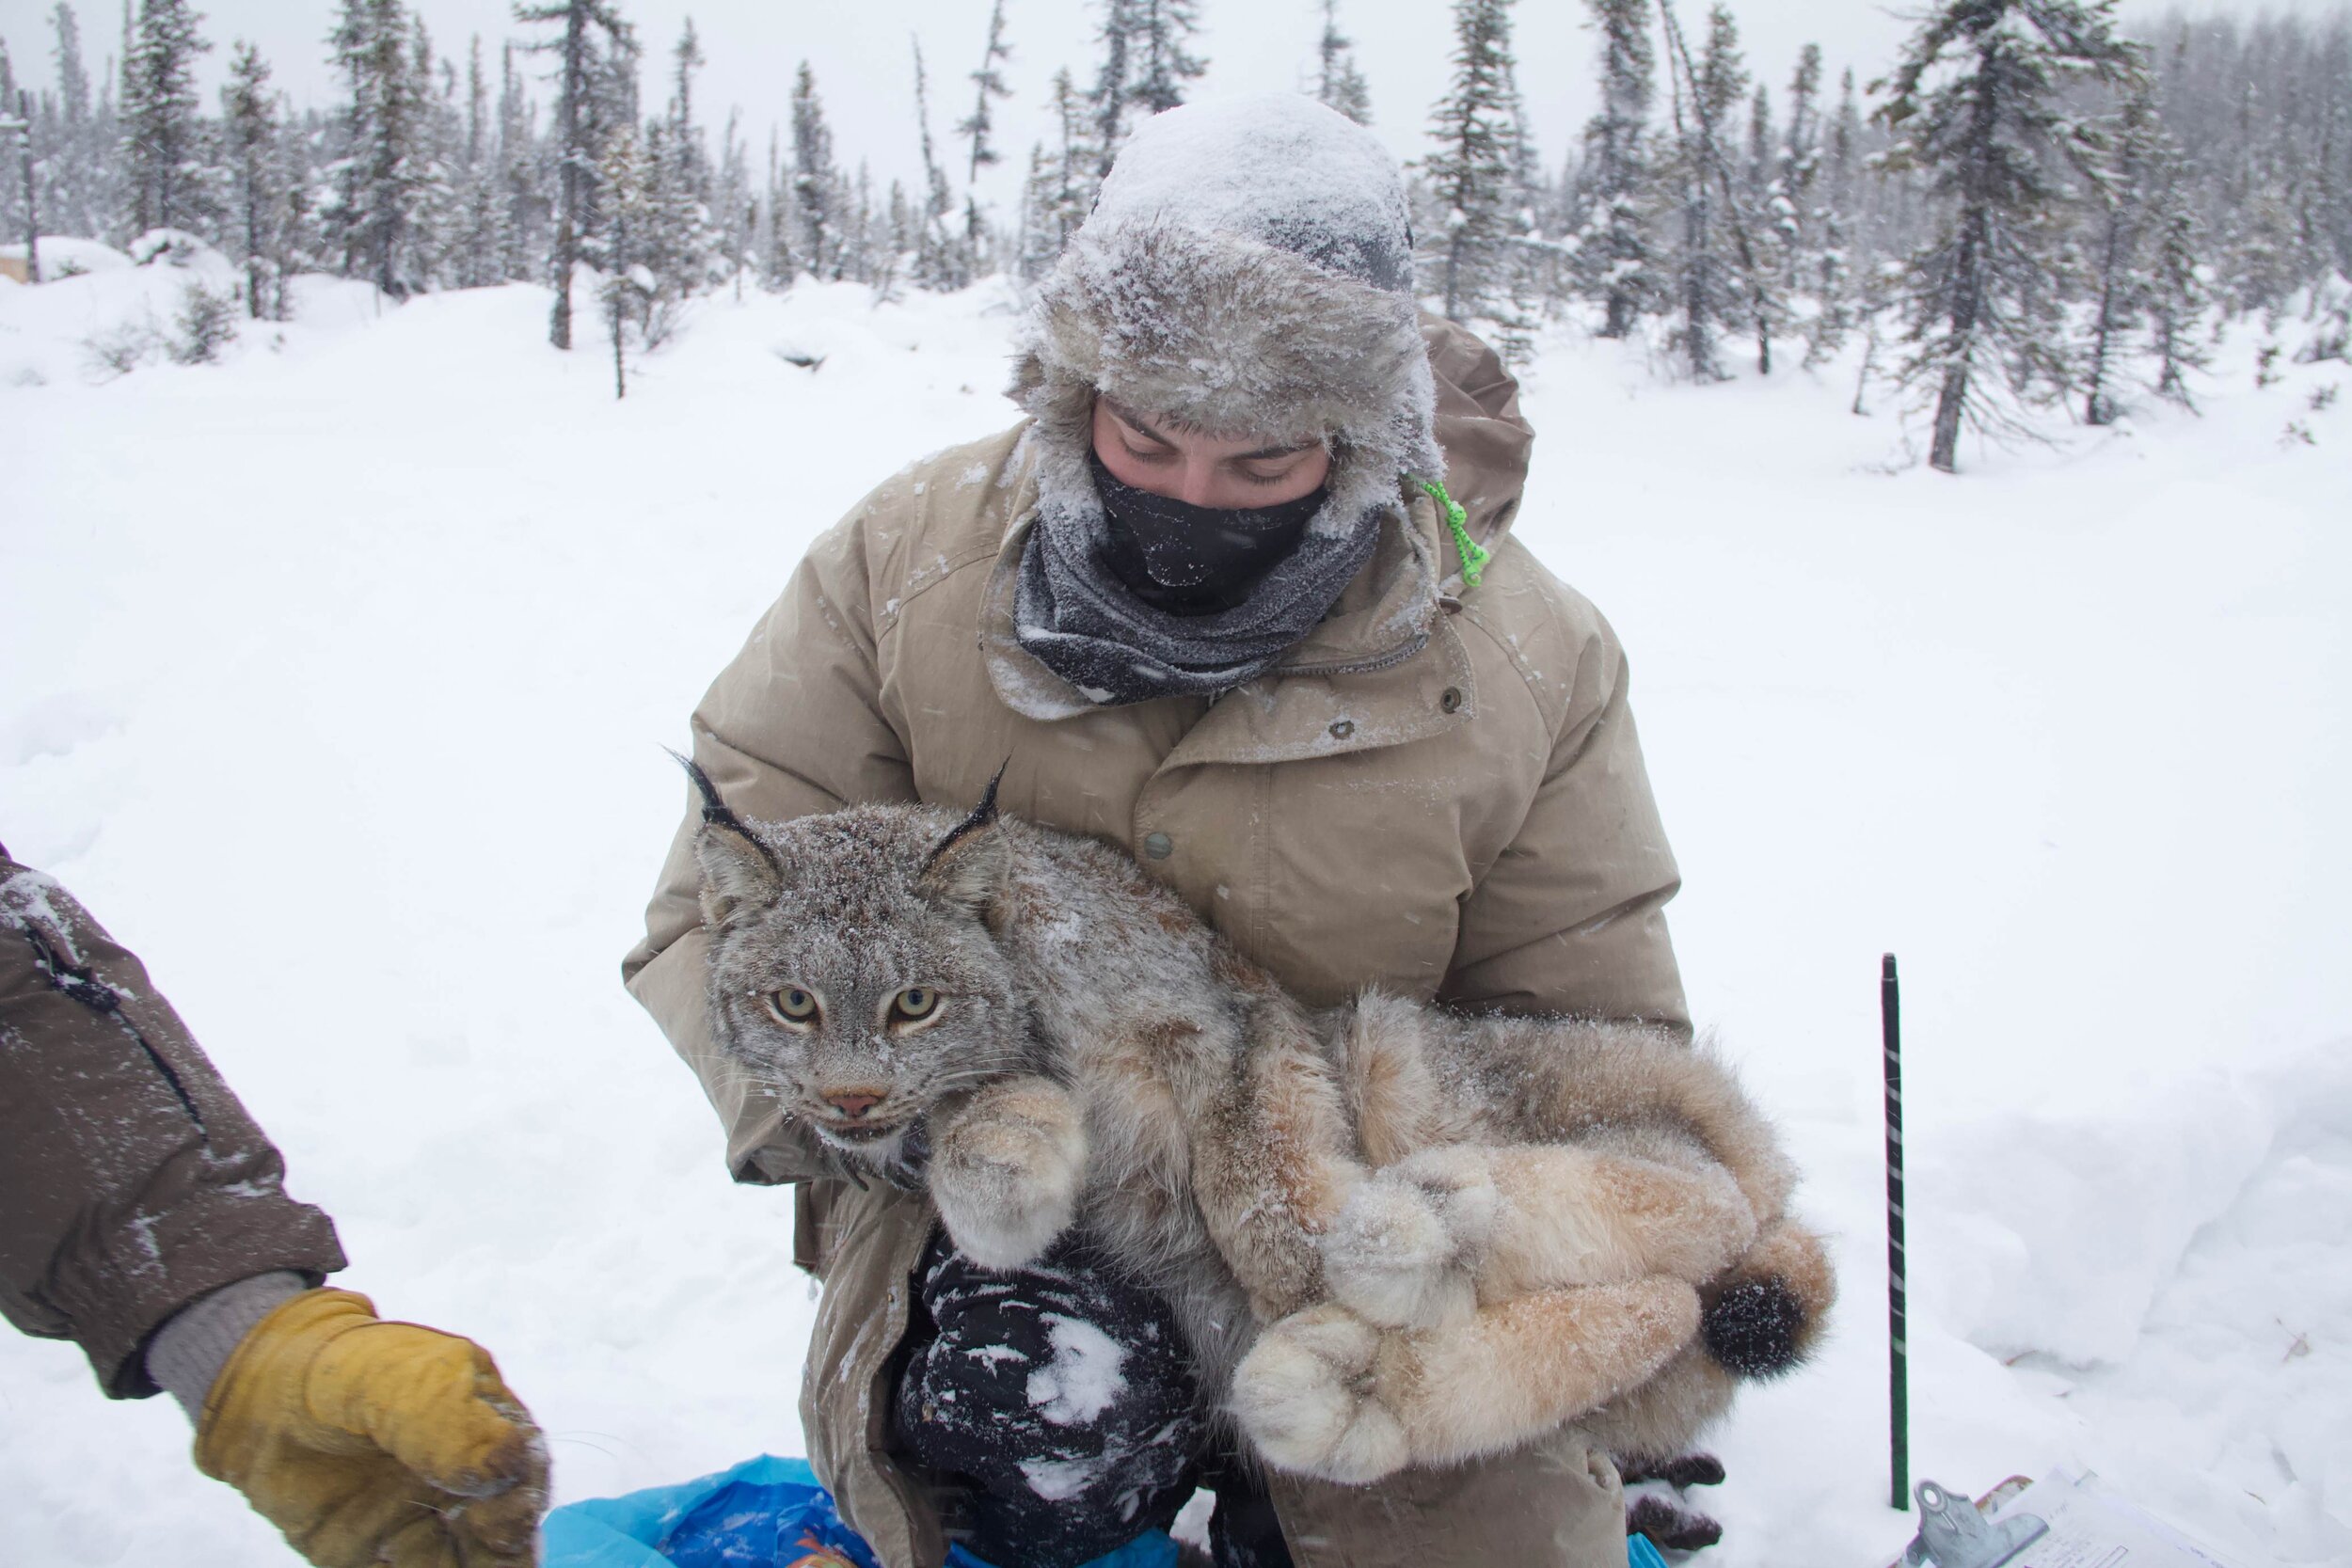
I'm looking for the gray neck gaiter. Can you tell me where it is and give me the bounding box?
[1013,466,1388,706]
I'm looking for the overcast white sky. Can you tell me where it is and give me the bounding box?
[3,0,2339,214]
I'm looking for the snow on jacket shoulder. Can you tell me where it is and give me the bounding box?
[623,313,1688,1185]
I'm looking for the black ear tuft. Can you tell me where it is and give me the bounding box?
[917,763,1012,915]
[668,747,787,925]
[921,760,1009,877]
[1700,1276,1809,1379]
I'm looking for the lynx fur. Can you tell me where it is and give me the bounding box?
[680,762,1832,1483]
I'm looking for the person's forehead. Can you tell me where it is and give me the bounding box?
[1098,396,1321,455]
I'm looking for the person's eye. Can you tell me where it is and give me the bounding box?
[1121,438,1176,464]
[889,987,942,1024]
[1238,459,1305,487]
[766,988,820,1025]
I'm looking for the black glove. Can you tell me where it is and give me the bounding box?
[892,1229,1204,1568]
[1623,1451,1727,1552]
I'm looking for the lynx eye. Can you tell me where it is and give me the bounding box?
[766,988,819,1026]
[889,987,941,1024]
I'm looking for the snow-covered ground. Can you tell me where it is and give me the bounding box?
[3,245,2345,1567]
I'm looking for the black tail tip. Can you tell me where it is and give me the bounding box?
[1701,1276,1809,1378]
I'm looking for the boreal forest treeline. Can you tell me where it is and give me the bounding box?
[2,0,2346,462]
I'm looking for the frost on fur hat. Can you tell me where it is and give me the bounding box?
[1011,94,1443,540]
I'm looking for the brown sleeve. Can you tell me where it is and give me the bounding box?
[620,510,919,1184]
[0,854,346,1398]
[1441,615,1692,1035]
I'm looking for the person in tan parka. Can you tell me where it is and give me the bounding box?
[626,96,1695,1568]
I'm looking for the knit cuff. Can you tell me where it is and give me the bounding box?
[146,1271,310,1421]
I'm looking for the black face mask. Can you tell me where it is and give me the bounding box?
[1089,450,1330,616]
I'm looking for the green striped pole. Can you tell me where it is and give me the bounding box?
[1883,953,1910,1511]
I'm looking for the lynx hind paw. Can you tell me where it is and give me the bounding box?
[930,1085,1089,1272]
[1230,1304,1410,1485]
[1320,1147,1498,1330]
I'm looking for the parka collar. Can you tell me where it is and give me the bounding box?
[980,466,1479,763]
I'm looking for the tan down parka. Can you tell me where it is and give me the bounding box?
[624,319,1689,1568]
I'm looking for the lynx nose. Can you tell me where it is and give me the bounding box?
[823,1089,888,1120]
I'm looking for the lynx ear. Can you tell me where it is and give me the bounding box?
[918,765,1009,917]
[670,749,788,927]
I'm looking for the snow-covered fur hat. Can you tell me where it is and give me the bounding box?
[1011,95,1443,541]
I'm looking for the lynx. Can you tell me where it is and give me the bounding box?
[681,760,1832,1482]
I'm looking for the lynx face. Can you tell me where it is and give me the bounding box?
[691,794,1030,1168]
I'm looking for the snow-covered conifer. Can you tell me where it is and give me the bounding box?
[789,60,847,281]
[121,0,210,234]
[713,106,751,295]
[1660,3,1737,378]
[496,41,544,283]
[594,117,652,395]
[324,0,426,294]
[516,0,628,346]
[1875,0,2138,471]
[1087,0,1135,178]
[1127,0,1204,118]
[449,36,502,288]
[1422,0,1522,325]
[910,40,966,292]
[2142,135,2209,406]
[45,4,104,238]
[1577,0,1659,339]
[220,40,283,316]
[958,0,1012,261]
[1315,0,1374,127]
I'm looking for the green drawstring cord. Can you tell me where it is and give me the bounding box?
[1419,477,1489,587]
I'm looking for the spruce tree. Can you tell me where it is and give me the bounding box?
[958,0,1012,260]
[1423,0,1521,325]
[326,0,423,294]
[1659,2,1748,379]
[2143,134,2209,406]
[49,4,102,238]
[220,40,279,315]
[1776,44,1822,294]
[960,0,1013,182]
[1315,0,1374,126]
[2081,78,2159,425]
[1127,0,1204,118]
[595,118,652,395]
[714,106,751,295]
[453,36,501,288]
[1017,67,1092,278]
[910,39,964,291]
[790,61,846,281]
[496,41,542,282]
[1088,0,1136,178]
[515,0,628,347]
[121,0,210,235]
[1578,0,1658,338]
[1875,0,2138,471]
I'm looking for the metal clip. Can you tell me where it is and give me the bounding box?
[1900,1479,2049,1568]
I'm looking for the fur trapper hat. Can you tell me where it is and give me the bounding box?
[1011,95,1443,541]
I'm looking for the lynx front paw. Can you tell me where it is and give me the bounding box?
[930,1080,1088,1272]
[1230,1304,1410,1485]
[1320,1148,1498,1330]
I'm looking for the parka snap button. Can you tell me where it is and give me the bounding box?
[1440,687,1464,713]
[1144,832,1173,860]
[1328,720,1355,740]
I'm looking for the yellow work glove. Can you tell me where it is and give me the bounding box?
[194,1289,548,1568]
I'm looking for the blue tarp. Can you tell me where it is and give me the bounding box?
[541,1455,1179,1568]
